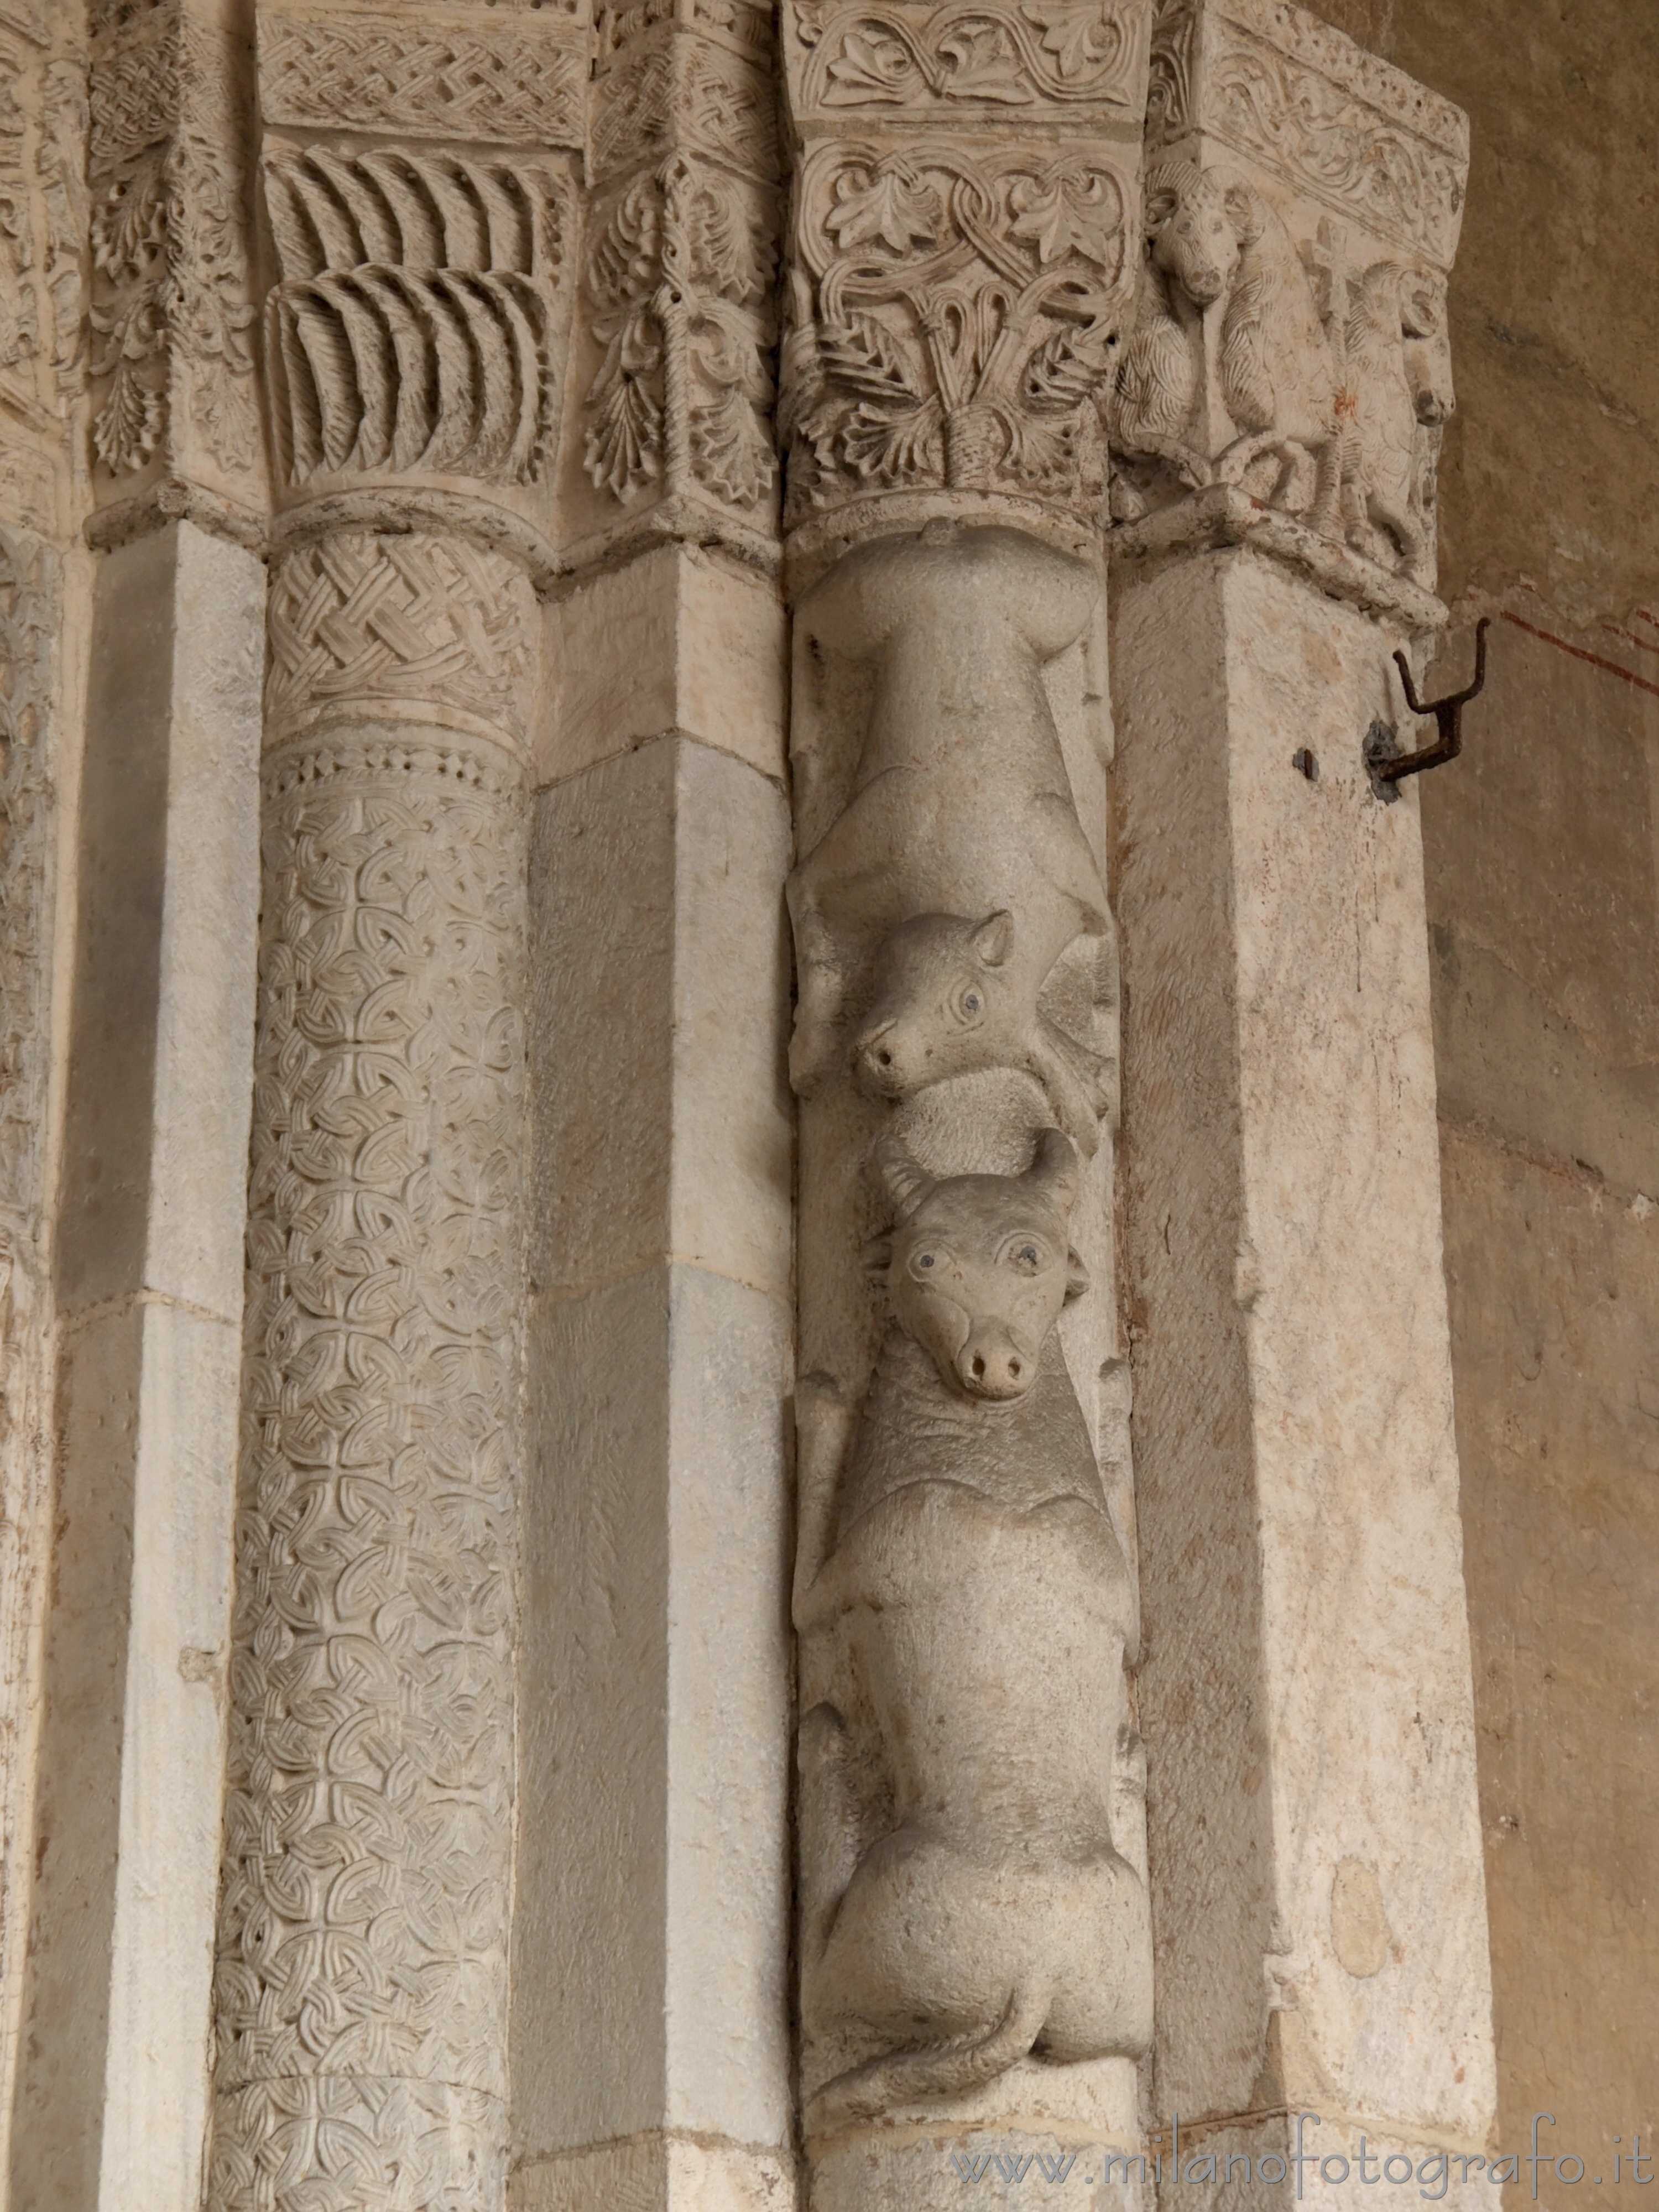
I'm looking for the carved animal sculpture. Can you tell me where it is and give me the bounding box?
[787,525,1114,1152]
[1400,267,1454,567]
[1340,261,1427,578]
[796,1132,1153,2127]
[1111,160,1337,520]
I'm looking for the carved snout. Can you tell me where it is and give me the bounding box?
[954,1324,1034,1401]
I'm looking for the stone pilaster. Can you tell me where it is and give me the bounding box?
[0,0,84,2165]
[778,9,1152,2209]
[508,0,796,2206]
[7,7,272,2209]
[1107,6,1496,2204]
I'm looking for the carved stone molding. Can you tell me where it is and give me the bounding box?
[780,0,1148,549]
[258,3,589,150]
[264,528,536,751]
[86,0,261,500]
[262,145,576,499]
[1111,0,1466,591]
[207,531,533,2212]
[565,0,780,565]
[1146,0,1467,268]
[784,0,1150,122]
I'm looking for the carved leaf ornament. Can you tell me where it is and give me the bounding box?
[264,147,569,486]
[785,144,1123,508]
[582,155,776,510]
[796,0,1145,110]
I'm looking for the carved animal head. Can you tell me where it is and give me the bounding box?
[854,911,1026,1099]
[865,1129,1088,1403]
[1400,267,1455,427]
[1144,161,1249,309]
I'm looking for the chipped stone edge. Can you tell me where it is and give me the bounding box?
[1107,487,1449,633]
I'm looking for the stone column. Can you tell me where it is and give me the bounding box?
[8,2,267,2205]
[207,526,536,2211]
[508,1,797,2206]
[778,8,1152,2209]
[204,13,584,2206]
[1107,3,1498,2201]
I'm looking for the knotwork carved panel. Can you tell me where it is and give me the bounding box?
[258,7,588,148]
[264,531,537,752]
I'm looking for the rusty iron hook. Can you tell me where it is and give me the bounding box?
[1368,617,1491,789]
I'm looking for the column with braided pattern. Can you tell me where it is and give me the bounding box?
[206,526,535,2212]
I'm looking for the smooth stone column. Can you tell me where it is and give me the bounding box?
[1111,538,1499,2207]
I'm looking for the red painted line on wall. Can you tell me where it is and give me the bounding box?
[1500,609,1659,701]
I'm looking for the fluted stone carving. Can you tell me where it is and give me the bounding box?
[781,8,1152,2183]
[263,147,574,491]
[208,531,533,2212]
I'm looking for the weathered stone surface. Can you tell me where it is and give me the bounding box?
[1418,600,1659,2191]
[531,733,793,1302]
[14,1298,240,2212]
[539,544,787,787]
[513,1262,794,2157]
[1112,544,1497,2169]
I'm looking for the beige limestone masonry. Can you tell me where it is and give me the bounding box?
[3,5,1646,2212]
[1112,542,1496,2193]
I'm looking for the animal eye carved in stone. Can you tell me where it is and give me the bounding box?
[1002,1236,1047,1273]
[955,984,984,1022]
[911,1250,938,1274]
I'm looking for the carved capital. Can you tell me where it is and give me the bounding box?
[779,0,1150,549]
[562,0,782,567]
[1112,0,1467,592]
[86,0,262,507]
[262,144,577,529]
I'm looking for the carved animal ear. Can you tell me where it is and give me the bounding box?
[972,911,1014,968]
[862,1237,893,1279]
[1066,1248,1090,1303]
[873,1133,935,1223]
[1399,267,1439,337]
[1025,1126,1081,1212]
[1220,174,1262,247]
